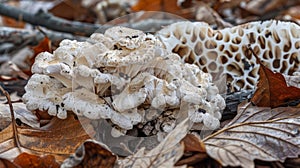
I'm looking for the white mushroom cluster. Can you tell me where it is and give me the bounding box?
[22,26,225,134]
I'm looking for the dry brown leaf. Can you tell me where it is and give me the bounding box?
[26,37,52,76]
[2,16,26,28]
[284,157,300,167]
[0,158,19,168]
[176,134,208,166]
[281,5,300,19]
[203,102,300,168]
[181,134,206,153]
[244,0,286,15]
[195,1,232,28]
[30,37,52,65]
[0,103,39,129]
[48,0,96,23]
[251,63,300,107]
[0,113,90,162]
[0,123,20,161]
[61,140,116,168]
[32,37,52,55]
[13,152,59,168]
[250,47,300,107]
[118,118,189,168]
[1,1,25,28]
[0,61,30,80]
[131,0,195,19]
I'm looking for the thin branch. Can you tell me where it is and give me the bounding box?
[0,4,184,36]
[0,27,87,54]
[0,3,100,36]
[0,84,21,152]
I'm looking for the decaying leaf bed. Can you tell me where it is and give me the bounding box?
[0,0,300,168]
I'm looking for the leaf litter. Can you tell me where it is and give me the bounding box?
[1,37,300,168]
[0,86,89,162]
[203,102,300,168]
[1,1,300,167]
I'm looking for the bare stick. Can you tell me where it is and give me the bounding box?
[0,85,21,151]
[0,3,100,36]
[0,27,87,54]
[0,4,184,36]
[0,27,88,44]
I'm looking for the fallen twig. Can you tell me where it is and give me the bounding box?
[0,27,87,54]
[0,4,184,36]
[0,3,100,36]
[0,84,21,151]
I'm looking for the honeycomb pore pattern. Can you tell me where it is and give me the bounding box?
[157,20,300,92]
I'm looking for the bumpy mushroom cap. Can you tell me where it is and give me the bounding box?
[23,26,225,133]
[22,74,70,119]
[157,20,300,92]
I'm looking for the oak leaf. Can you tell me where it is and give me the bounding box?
[203,102,300,168]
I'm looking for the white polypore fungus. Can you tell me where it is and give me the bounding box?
[105,26,146,49]
[202,112,220,130]
[23,26,225,134]
[22,74,70,119]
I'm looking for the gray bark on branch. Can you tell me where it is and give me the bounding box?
[0,3,184,36]
[0,3,100,36]
[0,27,87,54]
